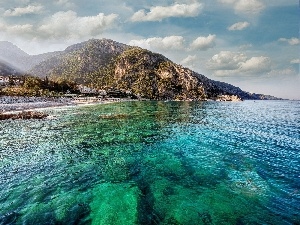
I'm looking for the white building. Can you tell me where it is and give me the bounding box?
[0,76,9,86]
[77,85,97,94]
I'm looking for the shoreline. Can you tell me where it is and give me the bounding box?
[0,101,76,113]
[0,96,136,114]
[1,95,289,115]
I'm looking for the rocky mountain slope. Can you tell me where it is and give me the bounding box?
[0,61,22,76]
[0,41,60,72]
[17,39,280,100]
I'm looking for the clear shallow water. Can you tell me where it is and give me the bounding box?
[0,100,299,225]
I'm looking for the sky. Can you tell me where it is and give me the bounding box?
[0,0,299,99]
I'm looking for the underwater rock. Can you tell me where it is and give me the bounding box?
[59,203,91,225]
[0,211,20,224]
[98,113,129,120]
[89,183,139,225]
[0,111,48,120]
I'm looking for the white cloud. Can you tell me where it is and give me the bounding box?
[278,37,300,45]
[267,68,297,77]
[38,11,118,39]
[239,56,271,73]
[0,22,34,35]
[239,44,252,50]
[219,0,236,3]
[207,51,247,70]
[55,0,75,8]
[0,10,118,41]
[181,55,197,67]
[130,34,217,52]
[129,36,185,50]
[228,21,250,31]
[130,2,202,22]
[235,0,265,14]
[218,0,265,14]
[190,34,216,50]
[4,4,43,16]
[207,51,271,76]
[290,59,300,64]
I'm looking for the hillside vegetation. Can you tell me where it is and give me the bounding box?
[27,39,281,100]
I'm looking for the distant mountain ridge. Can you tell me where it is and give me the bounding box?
[2,39,282,100]
[0,41,61,72]
[0,60,22,77]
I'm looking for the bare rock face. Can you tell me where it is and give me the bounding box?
[113,48,206,100]
[0,111,48,120]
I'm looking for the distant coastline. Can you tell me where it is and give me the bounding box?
[0,95,290,116]
[0,96,138,114]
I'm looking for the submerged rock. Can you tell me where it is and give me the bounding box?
[99,113,129,120]
[0,111,48,120]
[89,183,139,225]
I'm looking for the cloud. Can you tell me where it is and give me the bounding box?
[130,2,202,22]
[207,51,247,70]
[207,51,271,76]
[218,0,236,3]
[55,0,76,8]
[290,59,300,64]
[180,55,197,67]
[235,0,265,14]
[218,0,265,14]
[38,11,118,39]
[239,56,271,73]
[190,34,216,50]
[4,4,43,16]
[228,21,250,31]
[267,68,297,77]
[129,36,185,50]
[129,34,216,52]
[278,37,300,45]
[0,22,34,35]
[239,44,252,50]
[0,10,118,41]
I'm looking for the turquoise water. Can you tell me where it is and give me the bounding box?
[0,101,299,224]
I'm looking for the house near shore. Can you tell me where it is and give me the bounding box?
[0,76,24,86]
[77,85,98,94]
[216,94,242,101]
[0,76,9,86]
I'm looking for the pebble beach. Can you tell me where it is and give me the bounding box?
[0,96,75,113]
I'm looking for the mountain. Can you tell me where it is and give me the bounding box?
[0,60,22,76]
[26,39,281,100]
[0,41,61,72]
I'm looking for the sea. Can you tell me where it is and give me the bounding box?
[0,100,299,225]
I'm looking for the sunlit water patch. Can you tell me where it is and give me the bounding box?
[0,100,299,224]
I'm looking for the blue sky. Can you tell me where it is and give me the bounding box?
[0,0,299,99]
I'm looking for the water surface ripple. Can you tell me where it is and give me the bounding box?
[0,100,299,224]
